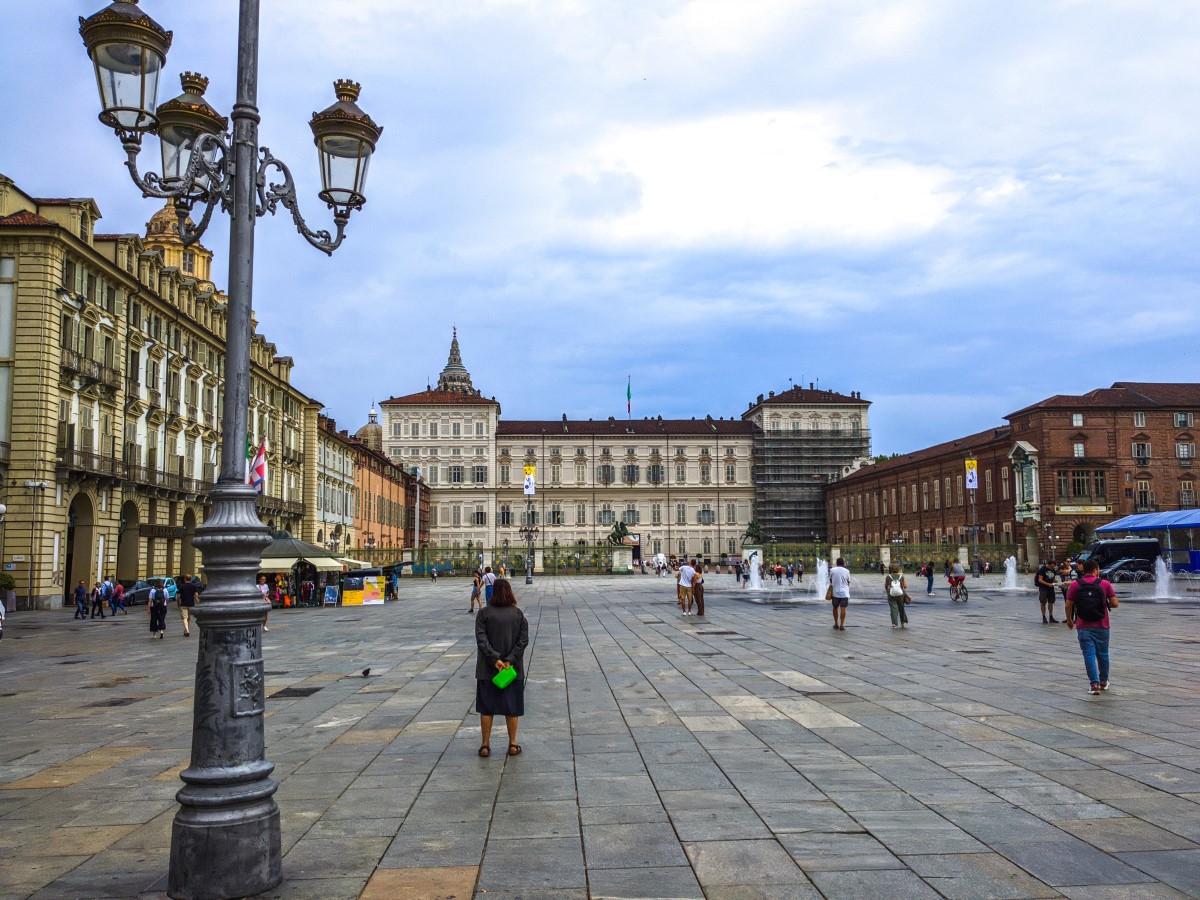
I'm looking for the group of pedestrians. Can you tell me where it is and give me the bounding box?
[674,559,705,615]
[73,575,127,619]
[469,566,498,612]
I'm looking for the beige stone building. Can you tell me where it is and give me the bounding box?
[379,332,757,566]
[0,175,319,608]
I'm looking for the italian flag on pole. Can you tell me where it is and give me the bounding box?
[627,376,631,418]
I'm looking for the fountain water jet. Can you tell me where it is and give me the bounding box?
[1003,555,1020,590]
[811,560,830,600]
[1154,557,1174,599]
[748,550,763,590]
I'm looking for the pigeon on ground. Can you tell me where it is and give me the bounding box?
[361,668,371,677]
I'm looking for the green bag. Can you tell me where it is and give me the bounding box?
[492,665,518,690]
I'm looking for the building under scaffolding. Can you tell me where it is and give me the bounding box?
[743,386,872,545]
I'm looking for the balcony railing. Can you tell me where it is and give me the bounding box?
[124,377,140,397]
[147,388,162,408]
[58,448,123,479]
[186,403,198,421]
[167,397,182,417]
[61,349,101,381]
[99,365,121,390]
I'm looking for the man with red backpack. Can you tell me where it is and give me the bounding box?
[1066,558,1119,695]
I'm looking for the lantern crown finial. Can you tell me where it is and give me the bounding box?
[333,79,362,103]
[179,71,210,96]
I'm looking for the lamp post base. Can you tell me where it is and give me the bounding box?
[169,795,281,900]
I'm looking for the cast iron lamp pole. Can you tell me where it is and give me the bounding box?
[78,2,382,898]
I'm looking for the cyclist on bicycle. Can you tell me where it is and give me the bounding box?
[948,560,966,601]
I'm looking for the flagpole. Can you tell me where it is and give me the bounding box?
[627,374,631,421]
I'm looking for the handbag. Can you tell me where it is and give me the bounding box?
[902,592,912,605]
[825,585,833,601]
[492,664,518,690]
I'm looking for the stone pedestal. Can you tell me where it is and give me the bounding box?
[612,547,633,573]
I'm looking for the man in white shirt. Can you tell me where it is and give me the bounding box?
[677,562,696,615]
[829,557,851,631]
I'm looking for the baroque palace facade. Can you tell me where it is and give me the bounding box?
[0,175,417,609]
[378,332,872,565]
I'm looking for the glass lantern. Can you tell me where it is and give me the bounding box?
[309,80,383,211]
[79,0,173,137]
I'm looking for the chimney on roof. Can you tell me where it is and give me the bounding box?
[757,394,764,403]
[809,382,814,390]
[769,391,775,398]
[562,413,567,422]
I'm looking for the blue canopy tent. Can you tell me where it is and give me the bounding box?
[1096,510,1200,572]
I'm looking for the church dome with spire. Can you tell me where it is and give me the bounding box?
[354,404,383,452]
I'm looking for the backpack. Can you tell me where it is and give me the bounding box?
[150,588,165,607]
[101,580,112,599]
[1073,579,1107,621]
[887,575,904,598]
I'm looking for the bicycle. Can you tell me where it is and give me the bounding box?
[949,579,969,602]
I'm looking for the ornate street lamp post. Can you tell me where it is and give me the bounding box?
[78,3,382,898]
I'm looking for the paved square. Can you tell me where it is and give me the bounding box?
[1,573,1198,898]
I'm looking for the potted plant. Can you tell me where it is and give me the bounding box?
[0,572,15,612]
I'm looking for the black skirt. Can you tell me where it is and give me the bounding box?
[476,675,525,717]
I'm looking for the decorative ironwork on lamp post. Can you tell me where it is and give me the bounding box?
[78,2,382,898]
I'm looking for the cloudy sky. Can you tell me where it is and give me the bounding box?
[3,1,1198,454]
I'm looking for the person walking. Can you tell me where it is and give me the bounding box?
[692,559,705,617]
[256,574,271,632]
[73,580,89,619]
[796,559,804,582]
[430,563,439,584]
[474,578,529,758]
[148,580,168,638]
[469,568,483,613]
[830,557,851,630]
[925,559,935,596]
[177,574,199,637]
[103,575,117,617]
[677,559,697,615]
[885,564,909,628]
[482,566,497,605]
[740,560,749,589]
[112,579,127,615]
[1066,558,1118,695]
[1035,559,1058,623]
[89,581,106,619]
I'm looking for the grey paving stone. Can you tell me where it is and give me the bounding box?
[587,865,705,898]
[991,839,1153,887]
[671,804,772,841]
[755,800,863,834]
[808,869,943,898]
[583,822,689,868]
[903,851,1059,900]
[778,831,905,871]
[477,836,586,890]
[683,839,811,886]
[1115,849,1200,895]
[492,799,582,840]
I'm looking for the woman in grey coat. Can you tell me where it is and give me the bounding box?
[474,578,529,757]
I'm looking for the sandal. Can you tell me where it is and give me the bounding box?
[478,745,490,757]
[507,744,522,756]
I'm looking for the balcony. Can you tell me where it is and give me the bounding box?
[147,388,162,408]
[124,377,140,396]
[186,403,198,421]
[61,348,100,381]
[57,447,124,481]
[167,397,181,417]
[99,365,121,390]
[281,447,305,466]
[204,410,216,428]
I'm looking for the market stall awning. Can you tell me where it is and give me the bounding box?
[258,555,345,571]
[305,557,345,571]
[338,557,372,568]
[1097,511,1200,533]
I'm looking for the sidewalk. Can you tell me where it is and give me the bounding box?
[1,575,1198,898]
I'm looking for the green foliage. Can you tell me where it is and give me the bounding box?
[1066,541,1085,556]
[0,572,13,592]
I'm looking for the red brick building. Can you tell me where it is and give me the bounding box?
[826,382,1199,564]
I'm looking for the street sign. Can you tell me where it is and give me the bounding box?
[10,555,25,562]
[964,458,978,491]
[523,465,536,476]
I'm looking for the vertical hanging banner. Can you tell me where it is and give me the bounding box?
[523,465,536,496]
[965,458,978,491]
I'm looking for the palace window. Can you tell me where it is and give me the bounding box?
[1175,412,1194,428]
[473,465,487,483]
[576,503,587,525]
[1074,442,1085,458]
[597,464,616,485]
[622,504,639,525]
[647,464,665,484]
[1001,466,1010,500]
[725,463,736,483]
[726,502,737,525]
[1134,411,1146,427]
[500,504,512,526]
[698,504,714,525]
[452,422,461,437]
[450,465,464,483]
[675,502,687,525]
[699,463,711,483]
[550,503,563,525]
[651,503,662,525]
[1177,443,1195,460]
[598,504,614,526]
[675,463,686,483]
[499,463,510,483]
[474,506,487,526]
[623,464,640,484]
[1132,442,1151,464]
[1072,413,1084,427]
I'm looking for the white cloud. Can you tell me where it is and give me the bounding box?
[565,110,958,246]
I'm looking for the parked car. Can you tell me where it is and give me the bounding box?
[122,580,154,606]
[148,576,178,600]
[1100,557,1155,583]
